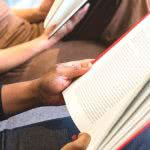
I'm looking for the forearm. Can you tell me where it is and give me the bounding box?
[0,37,48,73]
[1,79,41,115]
[12,8,45,23]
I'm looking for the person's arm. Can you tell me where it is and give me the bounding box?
[0,36,51,74]
[0,5,89,74]
[12,0,55,23]
[1,80,40,116]
[1,59,93,116]
[1,60,92,150]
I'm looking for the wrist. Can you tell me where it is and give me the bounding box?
[31,78,52,106]
[29,79,44,106]
[32,77,61,106]
[30,37,49,53]
[1,81,43,115]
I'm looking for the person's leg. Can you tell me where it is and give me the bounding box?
[0,117,79,150]
[0,41,102,84]
[0,0,119,84]
[0,0,105,84]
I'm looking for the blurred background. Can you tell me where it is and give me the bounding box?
[5,0,42,8]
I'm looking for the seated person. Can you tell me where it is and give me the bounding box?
[1,59,150,150]
[0,0,98,84]
[0,0,149,84]
[0,59,93,150]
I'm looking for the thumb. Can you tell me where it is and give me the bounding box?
[56,59,93,79]
[61,133,91,150]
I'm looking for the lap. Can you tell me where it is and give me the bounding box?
[0,117,79,150]
[0,41,102,84]
[0,116,150,150]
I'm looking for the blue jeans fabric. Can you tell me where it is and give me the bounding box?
[123,126,150,150]
[0,117,150,150]
[0,117,79,150]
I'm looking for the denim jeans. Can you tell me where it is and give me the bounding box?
[122,126,150,150]
[0,117,79,150]
[0,117,150,150]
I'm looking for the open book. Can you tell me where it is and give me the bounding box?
[63,13,150,150]
[44,0,87,37]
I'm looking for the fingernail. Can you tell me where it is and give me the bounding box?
[85,3,90,10]
[82,62,92,69]
[83,3,90,12]
[78,3,90,16]
[88,62,92,68]
[72,135,78,141]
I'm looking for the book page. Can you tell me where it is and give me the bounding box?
[104,94,150,150]
[44,0,64,28]
[63,14,150,150]
[99,79,150,149]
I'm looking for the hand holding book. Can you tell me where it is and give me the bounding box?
[63,13,150,150]
[46,3,89,39]
[34,59,93,106]
[44,0,88,37]
[38,3,89,50]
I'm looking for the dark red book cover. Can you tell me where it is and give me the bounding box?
[117,121,150,150]
[93,12,150,64]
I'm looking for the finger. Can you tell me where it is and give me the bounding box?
[51,3,90,40]
[56,59,93,79]
[61,133,91,150]
[70,3,90,27]
[59,59,94,68]
[53,24,68,40]
[72,135,78,141]
[63,3,90,33]
[78,59,94,68]
[75,133,91,147]
[44,25,57,37]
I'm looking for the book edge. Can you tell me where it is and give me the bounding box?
[44,0,64,28]
[116,121,150,150]
[92,12,150,64]
[47,0,88,38]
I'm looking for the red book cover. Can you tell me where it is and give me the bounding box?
[93,12,150,64]
[117,121,150,150]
